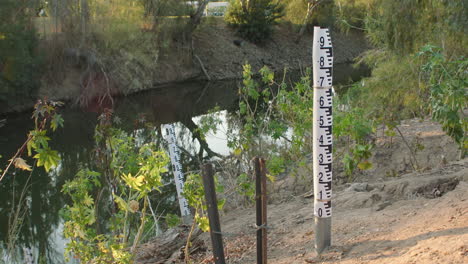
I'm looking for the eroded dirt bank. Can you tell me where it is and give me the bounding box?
[136,119,467,264]
[34,22,368,110]
[210,161,467,264]
[189,22,368,81]
[3,21,368,114]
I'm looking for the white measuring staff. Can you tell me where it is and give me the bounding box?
[162,124,191,218]
[312,26,333,254]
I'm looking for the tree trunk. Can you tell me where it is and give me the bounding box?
[187,0,210,33]
[295,0,324,43]
[181,118,223,159]
[80,0,89,45]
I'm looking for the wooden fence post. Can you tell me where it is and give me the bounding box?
[201,163,226,264]
[255,157,268,264]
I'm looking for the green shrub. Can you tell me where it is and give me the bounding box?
[418,45,467,156]
[0,0,42,106]
[334,0,368,32]
[225,0,285,44]
[285,0,335,29]
[350,50,427,122]
[62,114,170,263]
[365,0,467,55]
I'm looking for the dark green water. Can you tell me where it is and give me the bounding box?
[0,80,239,263]
[0,63,368,263]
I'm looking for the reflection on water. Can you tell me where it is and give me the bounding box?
[0,80,239,263]
[0,65,367,263]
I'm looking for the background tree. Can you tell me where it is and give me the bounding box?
[225,0,285,44]
[0,0,42,110]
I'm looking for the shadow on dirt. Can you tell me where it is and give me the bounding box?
[340,226,468,261]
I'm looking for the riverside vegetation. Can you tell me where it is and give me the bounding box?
[1,0,467,263]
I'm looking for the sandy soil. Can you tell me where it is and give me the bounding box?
[199,159,467,264]
[180,119,468,264]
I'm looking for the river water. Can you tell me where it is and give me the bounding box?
[0,80,239,263]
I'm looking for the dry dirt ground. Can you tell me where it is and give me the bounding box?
[178,119,467,264]
[194,160,467,264]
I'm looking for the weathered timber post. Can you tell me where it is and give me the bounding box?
[255,157,268,264]
[201,163,226,264]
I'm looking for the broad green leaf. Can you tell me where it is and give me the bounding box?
[217,199,226,210]
[34,148,60,172]
[82,194,94,207]
[50,114,64,131]
[122,173,144,191]
[195,215,210,232]
[113,195,131,212]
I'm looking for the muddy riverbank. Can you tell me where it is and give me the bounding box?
[1,20,369,114]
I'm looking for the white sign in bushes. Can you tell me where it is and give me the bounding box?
[204,2,229,16]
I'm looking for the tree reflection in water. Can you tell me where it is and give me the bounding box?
[0,80,238,263]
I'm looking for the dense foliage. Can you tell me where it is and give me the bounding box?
[338,0,467,157]
[61,112,170,263]
[226,65,374,183]
[284,0,335,28]
[0,0,42,107]
[0,100,63,183]
[364,0,467,54]
[419,45,467,155]
[225,0,285,44]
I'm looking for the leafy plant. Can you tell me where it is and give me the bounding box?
[230,65,290,157]
[342,144,373,180]
[418,45,467,157]
[225,0,285,44]
[183,173,210,232]
[334,106,374,144]
[0,100,63,183]
[183,172,225,262]
[285,0,335,28]
[266,155,286,177]
[183,173,225,232]
[230,64,375,186]
[62,112,170,263]
[334,0,367,32]
[196,106,223,139]
[62,169,133,263]
[363,0,466,55]
[236,173,256,201]
[333,104,375,179]
[165,213,182,228]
